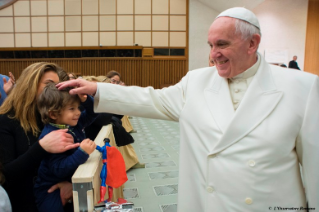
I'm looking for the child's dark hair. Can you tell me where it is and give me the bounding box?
[37,82,81,124]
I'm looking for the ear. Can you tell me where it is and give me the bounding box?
[248,34,261,55]
[49,111,58,120]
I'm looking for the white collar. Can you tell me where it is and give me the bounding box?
[230,54,260,81]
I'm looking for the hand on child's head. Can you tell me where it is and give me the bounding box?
[80,138,96,154]
[78,94,87,102]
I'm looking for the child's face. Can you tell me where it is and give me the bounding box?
[55,101,81,126]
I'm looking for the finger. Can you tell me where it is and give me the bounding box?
[64,143,80,151]
[56,80,78,90]
[57,129,73,140]
[69,87,88,95]
[3,78,7,83]
[64,132,73,140]
[9,72,15,81]
[48,184,59,193]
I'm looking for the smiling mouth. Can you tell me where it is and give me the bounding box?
[217,60,228,65]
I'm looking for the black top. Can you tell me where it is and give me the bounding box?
[85,113,113,140]
[0,112,46,212]
[288,60,300,70]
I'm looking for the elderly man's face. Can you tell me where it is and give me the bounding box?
[208,17,259,78]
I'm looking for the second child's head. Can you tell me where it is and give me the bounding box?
[38,82,81,126]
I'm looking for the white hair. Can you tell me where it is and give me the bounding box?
[235,19,261,40]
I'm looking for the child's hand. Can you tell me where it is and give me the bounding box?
[78,94,87,102]
[80,139,96,154]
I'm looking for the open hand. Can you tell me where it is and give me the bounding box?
[56,79,97,96]
[48,181,73,206]
[3,72,15,94]
[39,129,79,153]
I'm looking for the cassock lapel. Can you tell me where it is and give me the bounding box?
[204,71,235,133]
[209,58,283,155]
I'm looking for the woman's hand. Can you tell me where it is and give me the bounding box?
[39,129,79,153]
[48,181,73,206]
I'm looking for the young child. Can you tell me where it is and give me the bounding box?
[34,82,98,212]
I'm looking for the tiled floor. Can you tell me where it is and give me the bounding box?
[123,117,180,212]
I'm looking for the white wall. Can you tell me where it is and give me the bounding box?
[189,0,219,71]
[253,0,308,70]
[189,0,308,71]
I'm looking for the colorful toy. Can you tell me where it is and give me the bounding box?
[96,138,128,203]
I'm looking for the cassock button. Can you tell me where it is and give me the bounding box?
[234,89,239,93]
[248,160,256,167]
[233,100,239,104]
[206,186,214,193]
[245,198,253,205]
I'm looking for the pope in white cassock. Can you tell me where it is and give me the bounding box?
[58,7,319,212]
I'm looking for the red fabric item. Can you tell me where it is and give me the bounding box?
[117,198,127,204]
[106,146,128,188]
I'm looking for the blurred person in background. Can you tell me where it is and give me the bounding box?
[0,72,15,106]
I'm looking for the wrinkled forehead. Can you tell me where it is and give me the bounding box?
[208,17,237,40]
[210,17,236,32]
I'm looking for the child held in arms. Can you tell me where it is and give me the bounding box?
[34,82,98,212]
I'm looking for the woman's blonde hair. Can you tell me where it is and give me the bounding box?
[0,62,59,136]
[82,75,111,83]
[96,75,110,83]
[82,75,100,82]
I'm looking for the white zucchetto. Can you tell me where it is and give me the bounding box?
[216,7,260,29]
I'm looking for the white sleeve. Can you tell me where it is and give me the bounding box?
[296,76,319,209]
[93,73,190,121]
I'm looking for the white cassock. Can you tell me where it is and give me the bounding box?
[94,53,319,212]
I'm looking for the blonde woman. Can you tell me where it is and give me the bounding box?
[0,62,79,212]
